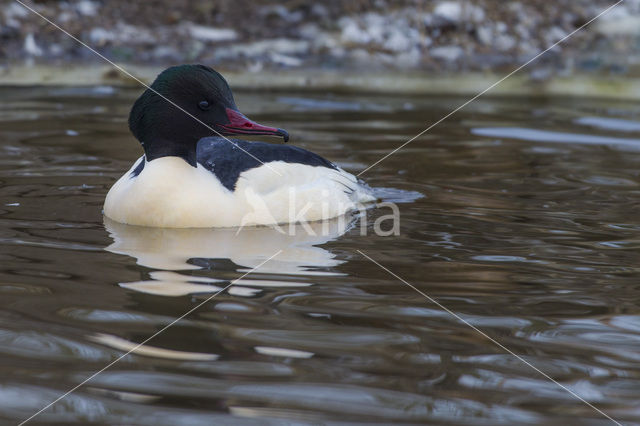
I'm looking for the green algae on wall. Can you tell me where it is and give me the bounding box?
[1,64,640,100]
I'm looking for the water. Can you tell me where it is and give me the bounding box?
[1,85,640,425]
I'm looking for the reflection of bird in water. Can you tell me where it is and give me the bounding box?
[104,216,355,297]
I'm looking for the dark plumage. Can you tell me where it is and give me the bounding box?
[128,157,145,179]
[128,64,287,167]
[125,64,334,192]
[197,137,338,191]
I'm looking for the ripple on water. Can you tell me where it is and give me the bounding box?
[0,328,116,362]
[574,116,640,132]
[472,126,640,151]
[3,89,640,424]
[88,333,219,361]
[86,370,534,422]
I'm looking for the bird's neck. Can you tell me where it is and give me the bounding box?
[142,138,197,167]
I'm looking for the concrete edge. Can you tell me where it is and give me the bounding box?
[0,64,637,100]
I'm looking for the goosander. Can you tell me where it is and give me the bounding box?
[104,64,374,228]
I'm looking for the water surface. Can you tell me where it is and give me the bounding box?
[1,86,640,424]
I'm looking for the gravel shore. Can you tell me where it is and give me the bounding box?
[2,0,639,79]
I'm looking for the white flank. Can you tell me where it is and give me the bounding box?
[104,156,375,228]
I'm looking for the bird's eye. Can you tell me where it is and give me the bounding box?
[198,101,210,111]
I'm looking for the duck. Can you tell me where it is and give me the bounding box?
[104,64,375,228]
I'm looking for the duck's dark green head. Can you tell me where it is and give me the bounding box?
[129,64,289,165]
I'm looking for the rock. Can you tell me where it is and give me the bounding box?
[545,26,567,45]
[350,48,373,64]
[259,5,303,23]
[76,1,99,17]
[383,29,414,52]
[2,0,639,77]
[89,28,113,46]
[434,2,462,23]
[430,45,464,61]
[49,43,63,56]
[187,24,238,42]
[5,3,29,20]
[515,23,530,40]
[185,40,205,61]
[214,38,309,62]
[594,5,640,36]
[89,24,154,46]
[467,4,486,23]
[476,26,493,45]
[394,48,422,67]
[340,17,371,44]
[313,32,340,51]
[57,11,75,24]
[495,34,516,51]
[298,23,320,40]
[269,52,303,67]
[518,41,539,56]
[530,67,553,81]
[311,4,329,18]
[338,13,423,54]
[432,1,485,26]
[151,46,181,61]
[247,61,264,73]
[24,33,42,57]
[597,16,640,36]
[363,13,387,44]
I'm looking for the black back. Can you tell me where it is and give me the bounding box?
[196,137,338,191]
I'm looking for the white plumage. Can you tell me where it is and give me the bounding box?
[104,156,375,228]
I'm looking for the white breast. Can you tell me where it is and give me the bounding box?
[104,156,375,228]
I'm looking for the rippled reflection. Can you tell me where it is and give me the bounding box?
[104,216,353,296]
[3,88,640,424]
[104,217,351,271]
